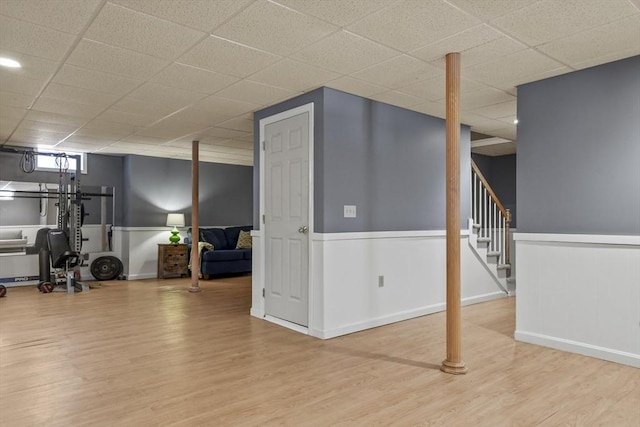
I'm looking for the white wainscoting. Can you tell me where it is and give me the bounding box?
[514,233,640,368]
[252,230,507,339]
[115,227,181,280]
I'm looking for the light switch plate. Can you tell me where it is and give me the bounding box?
[344,205,356,218]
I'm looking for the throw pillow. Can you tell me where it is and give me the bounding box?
[236,230,252,249]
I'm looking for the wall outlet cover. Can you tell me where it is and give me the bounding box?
[344,205,356,218]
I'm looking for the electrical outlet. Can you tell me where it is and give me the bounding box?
[344,205,356,218]
[378,275,384,287]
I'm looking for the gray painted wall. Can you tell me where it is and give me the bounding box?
[0,151,124,225]
[517,55,640,235]
[253,87,471,233]
[123,155,253,227]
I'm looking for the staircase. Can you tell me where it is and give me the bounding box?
[469,160,515,296]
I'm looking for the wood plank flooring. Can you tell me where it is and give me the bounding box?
[1,277,638,426]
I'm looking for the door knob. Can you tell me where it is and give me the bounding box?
[298,226,308,234]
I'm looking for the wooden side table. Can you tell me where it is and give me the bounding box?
[157,244,188,279]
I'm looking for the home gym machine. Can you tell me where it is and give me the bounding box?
[0,146,123,293]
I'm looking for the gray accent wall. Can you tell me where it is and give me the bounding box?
[517,55,640,235]
[123,155,253,227]
[254,87,471,233]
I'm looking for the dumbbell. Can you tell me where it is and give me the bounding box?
[38,282,53,293]
[0,285,6,297]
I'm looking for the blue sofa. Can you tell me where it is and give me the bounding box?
[186,226,252,278]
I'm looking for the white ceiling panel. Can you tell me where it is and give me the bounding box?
[40,83,120,108]
[151,63,239,95]
[1,0,638,161]
[273,0,396,27]
[0,91,33,109]
[537,14,640,67]
[249,59,340,92]
[291,30,399,75]
[491,0,639,46]
[178,36,280,78]
[0,0,102,34]
[0,15,76,60]
[213,0,338,56]
[52,64,142,96]
[84,3,206,60]
[353,55,443,88]
[465,48,566,89]
[325,76,387,98]
[215,80,296,107]
[67,39,170,80]
[347,0,480,52]
[370,90,424,109]
[110,0,256,33]
[446,0,540,21]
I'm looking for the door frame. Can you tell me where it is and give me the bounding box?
[258,102,314,334]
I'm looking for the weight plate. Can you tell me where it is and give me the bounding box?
[90,256,123,281]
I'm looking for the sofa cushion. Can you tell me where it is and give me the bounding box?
[202,249,244,262]
[200,228,228,250]
[241,249,252,260]
[224,226,252,249]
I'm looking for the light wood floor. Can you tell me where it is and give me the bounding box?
[1,277,638,426]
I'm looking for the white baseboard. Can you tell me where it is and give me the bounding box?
[250,307,264,318]
[318,291,506,339]
[515,330,640,368]
[126,273,157,280]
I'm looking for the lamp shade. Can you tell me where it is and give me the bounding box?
[166,213,185,227]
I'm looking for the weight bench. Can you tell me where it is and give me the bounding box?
[45,229,88,293]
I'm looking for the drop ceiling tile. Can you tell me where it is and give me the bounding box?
[213,0,338,56]
[249,59,340,92]
[0,51,58,81]
[128,83,208,111]
[215,80,296,106]
[482,125,517,141]
[0,73,45,97]
[0,0,102,34]
[471,141,517,157]
[408,100,445,118]
[412,25,527,69]
[55,141,109,152]
[63,135,117,146]
[0,16,76,60]
[119,135,169,145]
[151,63,239,95]
[273,0,396,27]
[17,120,78,135]
[75,120,139,139]
[67,39,170,81]
[446,0,540,21]
[9,128,69,145]
[537,15,640,67]
[179,36,280,78]
[353,55,443,88]
[95,109,159,128]
[572,48,640,71]
[325,76,387,98]
[399,76,484,101]
[52,64,142,97]
[23,110,87,128]
[369,90,424,109]
[111,0,255,32]
[110,97,176,119]
[32,98,104,119]
[0,91,33,109]
[84,3,206,60]
[471,100,517,119]
[135,117,209,140]
[491,0,638,46]
[215,115,253,132]
[291,30,399,75]
[40,83,120,108]
[460,87,515,110]
[347,0,480,52]
[204,127,251,139]
[194,96,261,118]
[465,48,565,89]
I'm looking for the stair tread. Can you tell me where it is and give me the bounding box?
[477,237,491,243]
[486,251,501,257]
[497,264,511,270]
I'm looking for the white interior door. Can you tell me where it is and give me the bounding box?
[264,111,310,327]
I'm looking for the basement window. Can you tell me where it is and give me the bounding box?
[35,151,87,174]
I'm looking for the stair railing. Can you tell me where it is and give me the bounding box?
[470,160,512,267]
